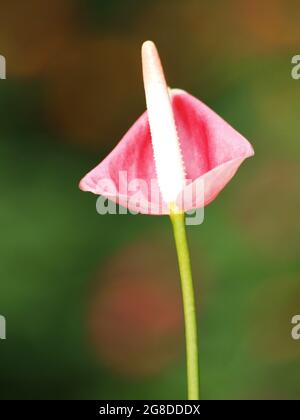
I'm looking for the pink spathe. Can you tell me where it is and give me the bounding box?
[79,88,254,214]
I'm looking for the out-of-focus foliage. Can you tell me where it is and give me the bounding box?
[0,0,300,400]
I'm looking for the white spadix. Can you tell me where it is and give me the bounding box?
[141,40,186,204]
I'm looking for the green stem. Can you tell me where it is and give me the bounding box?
[170,210,200,400]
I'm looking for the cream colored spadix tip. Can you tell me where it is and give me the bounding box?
[141,41,186,204]
[141,41,163,85]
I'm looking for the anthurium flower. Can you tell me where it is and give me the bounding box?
[79,40,254,400]
[79,42,254,214]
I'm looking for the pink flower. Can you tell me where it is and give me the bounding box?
[79,41,254,215]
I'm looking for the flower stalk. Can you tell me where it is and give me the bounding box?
[170,207,200,400]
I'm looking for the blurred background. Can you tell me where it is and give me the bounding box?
[0,0,300,400]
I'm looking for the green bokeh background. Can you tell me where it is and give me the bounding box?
[0,0,300,399]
